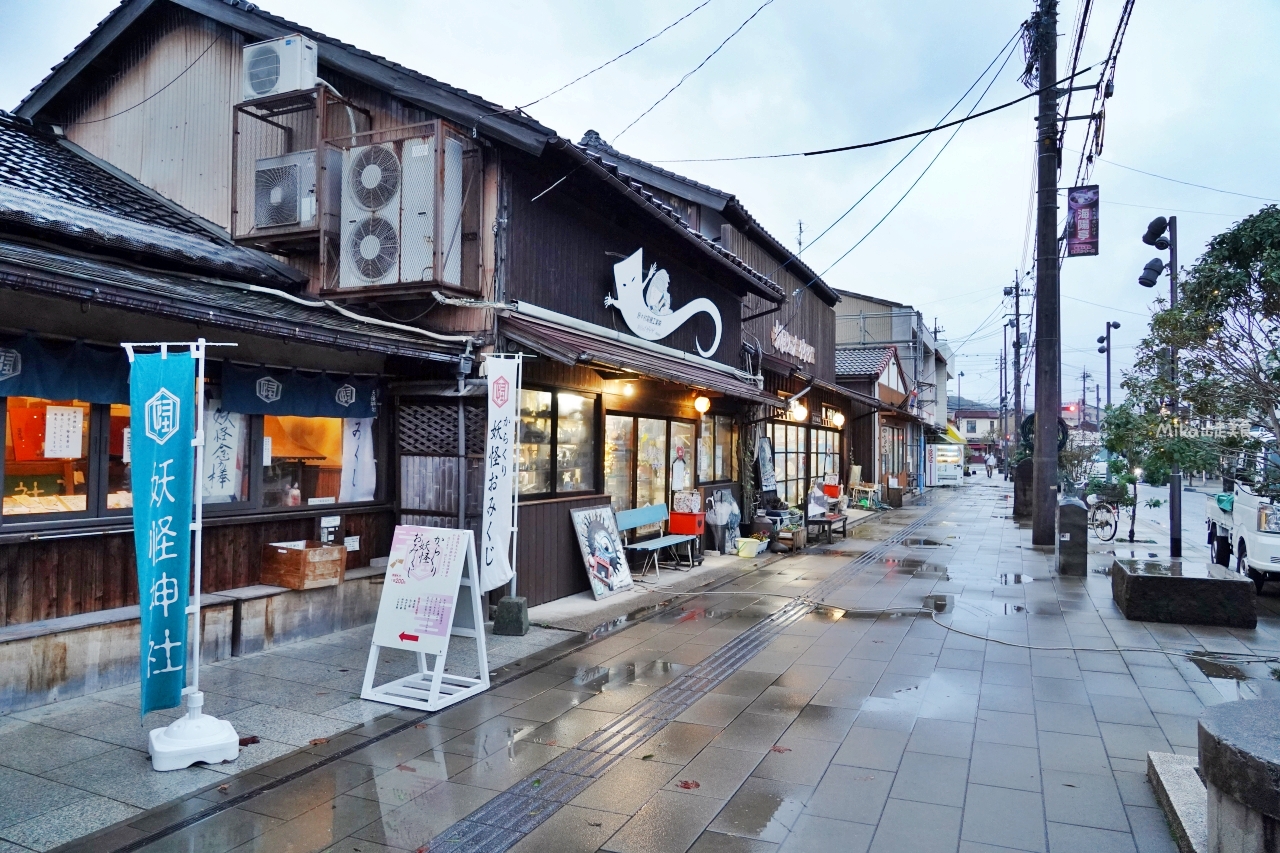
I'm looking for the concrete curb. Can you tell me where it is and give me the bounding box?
[1148,750,1207,853]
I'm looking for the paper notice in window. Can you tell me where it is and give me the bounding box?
[122,427,131,464]
[262,436,272,466]
[44,406,83,459]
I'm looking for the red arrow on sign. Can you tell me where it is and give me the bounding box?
[399,632,419,642]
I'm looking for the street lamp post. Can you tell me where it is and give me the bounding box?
[1138,215,1181,558]
[1096,321,1121,409]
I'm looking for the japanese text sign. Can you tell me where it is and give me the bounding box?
[479,359,517,593]
[372,526,469,656]
[129,352,195,716]
[1066,185,1099,257]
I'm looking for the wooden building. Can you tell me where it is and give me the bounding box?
[9,0,858,637]
[835,347,922,491]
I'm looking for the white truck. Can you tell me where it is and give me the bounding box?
[1205,479,1280,593]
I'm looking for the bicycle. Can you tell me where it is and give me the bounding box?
[1085,494,1118,542]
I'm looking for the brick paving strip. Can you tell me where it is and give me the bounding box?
[425,499,953,853]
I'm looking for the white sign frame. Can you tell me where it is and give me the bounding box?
[360,526,490,712]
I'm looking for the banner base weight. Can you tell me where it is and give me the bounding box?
[148,691,239,771]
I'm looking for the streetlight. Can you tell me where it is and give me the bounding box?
[1136,215,1182,558]
[1096,321,1121,408]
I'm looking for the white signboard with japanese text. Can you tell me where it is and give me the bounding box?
[202,403,243,500]
[479,357,518,593]
[339,417,375,503]
[44,405,83,458]
[362,526,490,712]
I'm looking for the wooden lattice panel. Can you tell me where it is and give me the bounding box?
[398,403,486,456]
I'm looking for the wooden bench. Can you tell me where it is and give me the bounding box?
[807,513,849,544]
[615,503,697,580]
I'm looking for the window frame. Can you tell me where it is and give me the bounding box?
[517,384,603,501]
[696,414,737,487]
[0,401,389,533]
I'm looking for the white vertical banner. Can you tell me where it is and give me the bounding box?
[340,417,376,503]
[479,357,518,593]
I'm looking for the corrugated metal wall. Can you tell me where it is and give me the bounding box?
[59,7,243,228]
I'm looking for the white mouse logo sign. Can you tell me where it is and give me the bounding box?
[605,249,722,358]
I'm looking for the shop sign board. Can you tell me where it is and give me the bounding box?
[1066,185,1100,257]
[363,526,490,711]
[571,506,634,600]
[479,357,518,592]
[771,322,816,364]
[607,248,723,357]
[129,352,196,716]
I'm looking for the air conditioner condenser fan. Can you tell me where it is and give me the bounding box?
[245,44,281,96]
[349,215,399,281]
[348,145,401,211]
[254,164,299,227]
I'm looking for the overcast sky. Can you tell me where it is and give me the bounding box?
[2,0,1277,408]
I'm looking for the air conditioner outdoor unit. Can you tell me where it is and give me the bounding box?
[242,34,318,101]
[340,142,403,287]
[253,149,339,231]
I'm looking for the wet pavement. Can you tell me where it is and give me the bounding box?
[39,477,1280,853]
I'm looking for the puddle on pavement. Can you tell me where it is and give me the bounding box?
[716,785,805,841]
[903,537,945,547]
[568,659,687,693]
[1188,652,1247,681]
[996,573,1033,585]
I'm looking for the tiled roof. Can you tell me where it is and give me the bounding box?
[579,131,838,306]
[835,347,895,378]
[0,111,302,284]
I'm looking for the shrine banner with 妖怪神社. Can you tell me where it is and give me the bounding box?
[129,351,196,716]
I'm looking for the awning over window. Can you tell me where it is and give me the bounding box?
[221,363,378,418]
[0,335,129,404]
[502,313,781,408]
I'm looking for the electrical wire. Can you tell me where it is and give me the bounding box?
[63,36,220,125]
[613,0,777,141]
[1102,199,1247,217]
[495,0,713,116]
[1084,154,1280,203]
[761,28,1023,283]
[808,33,1023,285]
[650,62,1102,163]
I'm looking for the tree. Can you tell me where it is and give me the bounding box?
[1125,206,1278,485]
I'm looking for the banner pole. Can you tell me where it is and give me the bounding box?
[508,354,523,599]
[187,338,205,703]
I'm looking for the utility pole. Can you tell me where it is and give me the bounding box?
[1001,327,1008,464]
[1031,0,1061,548]
[1012,275,1023,446]
[1095,384,1101,424]
[1080,367,1091,428]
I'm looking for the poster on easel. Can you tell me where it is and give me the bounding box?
[362,525,490,712]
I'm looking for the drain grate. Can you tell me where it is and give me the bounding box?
[424,498,954,853]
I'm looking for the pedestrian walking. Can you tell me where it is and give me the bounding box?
[984,453,996,478]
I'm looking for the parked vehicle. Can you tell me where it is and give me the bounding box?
[1206,480,1280,593]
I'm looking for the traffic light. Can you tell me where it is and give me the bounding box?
[1143,216,1171,250]
[1138,258,1165,288]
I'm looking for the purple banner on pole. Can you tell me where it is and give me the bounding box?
[1066,185,1099,257]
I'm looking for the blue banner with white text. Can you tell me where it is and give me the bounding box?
[129,352,195,716]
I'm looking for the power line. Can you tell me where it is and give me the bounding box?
[613,0,776,141]
[762,28,1022,280]
[1102,199,1245,217]
[63,36,219,125]
[507,1,712,114]
[650,62,1101,163]
[1084,153,1280,203]
[813,34,1023,281]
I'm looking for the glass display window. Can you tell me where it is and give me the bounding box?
[262,415,344,507]
[697,415,714,483]
[811,428,840,485]
[556,392,596,493]
[715,415,736,482]
[107,403,131,510]
[636,417,667,508]
[518,389,552,495]
[604,415,635,511]
[767,420,808,507]
[669,420,694,495]
[4,397,91,516]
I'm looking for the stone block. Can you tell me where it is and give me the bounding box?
[1057,498,1088,577]
[1199,699,1280,853]
[494,596,529,636]
[1147,751,1207,853]
[1111,557,1255,628]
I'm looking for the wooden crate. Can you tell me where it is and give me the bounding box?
[260,540,346,590]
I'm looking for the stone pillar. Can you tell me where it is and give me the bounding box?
[1199,698,1280,852]
[1013,459,1034,519]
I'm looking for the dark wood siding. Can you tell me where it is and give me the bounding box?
[1,510,393,626]
[516,494,611,608]
[505,166,743,367]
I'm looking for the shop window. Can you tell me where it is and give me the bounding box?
[670,420,694,495]
[4,397,91,515]
[636,417,667,508]
[107,403,131,510]
[697,415,737,485]
[768,421,807,507]
[518,389,552,495]
[604,415,635,511]
[810,428,840,486]
[881,425,905,482]
[262,415,376,507]
[517,388,598,498]
[556,392,595,493]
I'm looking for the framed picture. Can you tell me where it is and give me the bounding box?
[570,506,634,600]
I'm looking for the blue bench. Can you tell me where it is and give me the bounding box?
[615,503,697,580]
